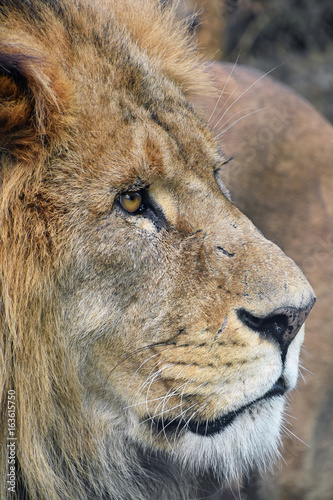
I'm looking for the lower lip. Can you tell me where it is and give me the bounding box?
[152,377,286,437]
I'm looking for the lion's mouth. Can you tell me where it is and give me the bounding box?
[152,377,287,437]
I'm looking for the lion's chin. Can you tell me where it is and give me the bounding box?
[164,396,285,483]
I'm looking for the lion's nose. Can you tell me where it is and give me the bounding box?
[237,297,316,355]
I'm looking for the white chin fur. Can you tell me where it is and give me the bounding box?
[172,396,285,483]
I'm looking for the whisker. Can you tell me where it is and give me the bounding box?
[134,358,180,400]
[172,381,210,444]
[215,108,266,139]
[107,341,170,378]
[126,343,193,387]
[207,51,240,125]
[283,412,298,421]
[211,65,282,134]
[180,401,209,436]
[144,363,178,410]
[144,363,194,415]
[224,477,240,500]
[134,361,162,400]
[130,351,161,379]
[179,379,190,416]
[151,380,194,443]
[123,395,167,410]
[298,362,312,376]
[145,370,164,423]
[141,400,184,424]
[281,423,310,448]
[213,106,260,135]
[149,381,189,422]
[160,391,175,451]
[156,402,198,437]
[132,364,192,418]
[211,87,237,131]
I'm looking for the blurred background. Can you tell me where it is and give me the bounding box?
[182,0,333,123]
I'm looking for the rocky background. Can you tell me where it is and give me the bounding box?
[185,0,333,123]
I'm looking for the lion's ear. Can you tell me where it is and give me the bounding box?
[0,42,72,159]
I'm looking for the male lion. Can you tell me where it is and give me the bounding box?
[0,1,315,499]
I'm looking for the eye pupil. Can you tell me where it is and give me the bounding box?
[119,191,143,213]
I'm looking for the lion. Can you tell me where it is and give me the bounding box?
[0,1,316,499]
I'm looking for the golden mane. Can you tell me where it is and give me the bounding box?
[1,2,210,498]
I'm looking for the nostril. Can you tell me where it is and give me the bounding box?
[238,310,289,341]
[237,298,315,358]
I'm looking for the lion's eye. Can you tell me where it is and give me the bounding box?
[119,191,143,213]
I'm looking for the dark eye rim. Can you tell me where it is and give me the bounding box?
[116,187,167,232]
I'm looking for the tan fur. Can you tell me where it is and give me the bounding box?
[0,2,315,499]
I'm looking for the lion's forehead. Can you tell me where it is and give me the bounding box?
[67,88,223,202]
[65,35,222,187]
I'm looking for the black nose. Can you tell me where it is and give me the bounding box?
[237,298,315,354]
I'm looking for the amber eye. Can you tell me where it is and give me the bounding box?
[119,191,143,213]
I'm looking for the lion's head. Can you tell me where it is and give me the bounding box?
[0,1,315,499]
